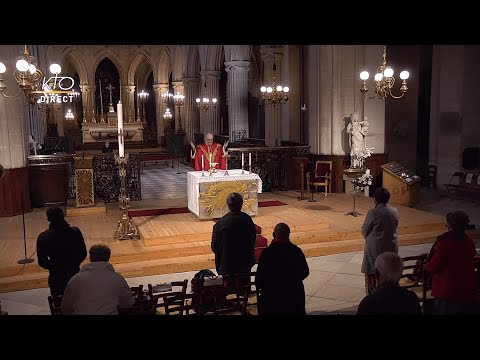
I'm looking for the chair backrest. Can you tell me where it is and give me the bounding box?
[148,280,188,315]
[399,254,429,305]
[48,295,63,315]
[315,160,333,177]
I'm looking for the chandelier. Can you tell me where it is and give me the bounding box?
[163,108,172,120]
[260,50,289,105]
[65,109,74,120]
[0,46,44,103]
[195,81,217,110]
[161,90,173,104]
[359,46,410,99]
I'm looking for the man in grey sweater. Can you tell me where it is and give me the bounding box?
[61,244,135,315]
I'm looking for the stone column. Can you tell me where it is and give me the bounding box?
[172,81,185,134]
[153,83,169,146]
[80,85,95,123]
[124,85,136,123]
[120,85,130,121]
[182,77,200,144]
[225,61,250,142]
[260,48,283,147]
[201,70,221,135]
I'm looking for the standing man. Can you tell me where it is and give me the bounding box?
[211,193,256,277]
[36,207,87,297]
[256,223,309,315]
[190,133,228,171]
[361,187,400,295]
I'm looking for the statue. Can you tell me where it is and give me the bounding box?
[346,111,371,168]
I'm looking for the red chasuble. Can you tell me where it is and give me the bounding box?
[193,143,226,171]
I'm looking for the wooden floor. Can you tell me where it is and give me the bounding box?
[0,191,451,293]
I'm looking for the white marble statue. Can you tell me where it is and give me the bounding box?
[346,111,370,168]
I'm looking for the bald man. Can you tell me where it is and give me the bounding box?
[190,133,228,171]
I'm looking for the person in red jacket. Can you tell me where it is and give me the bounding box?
[424,211,478,315]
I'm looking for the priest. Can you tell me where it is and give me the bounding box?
[190,133,228,171]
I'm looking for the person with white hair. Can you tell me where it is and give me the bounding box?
[190,133,228,171]
[357,252,422,315]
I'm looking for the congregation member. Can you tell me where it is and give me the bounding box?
[211,192,256,279]
[361,187,400,295]
[61,244,135,315]
[36,206,87,297]
[425,211,478,315]
[357,252,422,315]
[256,223,309,315]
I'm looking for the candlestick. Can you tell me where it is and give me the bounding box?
[209,154,212,167]
[242,153,244,168]
[117,101,124,157]
[201,155,204,170]
[249,153,252,171]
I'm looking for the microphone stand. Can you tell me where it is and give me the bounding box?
[18,190,34,264]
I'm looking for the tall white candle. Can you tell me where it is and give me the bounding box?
[117,101,124,157]
[209,154,212,165]
[242,153,244,168]
[249,153,252,168]
[201,155,204,170]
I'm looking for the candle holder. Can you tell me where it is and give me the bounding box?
[209,162,218,176]
[224,155,229,176]
[114,153,140,241]
[342,168,366,217]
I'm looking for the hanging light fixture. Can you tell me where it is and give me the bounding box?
[163,108,172,120]
[359,45,410,99]
[0,46,44,103]
[260,49,289,105]
[65,109,74,120]
[195,81,217,110]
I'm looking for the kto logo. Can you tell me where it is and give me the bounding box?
[32,72,76,104]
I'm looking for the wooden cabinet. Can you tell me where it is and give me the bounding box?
[381,162,421,207]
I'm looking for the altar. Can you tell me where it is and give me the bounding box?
[81,113,144,144]
[187,169,262,220]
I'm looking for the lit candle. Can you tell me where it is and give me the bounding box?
[117,101,124,157]
[201,155,204,170]
[249,153,252,168]
[242,153,244,168]
[209,154,212,166]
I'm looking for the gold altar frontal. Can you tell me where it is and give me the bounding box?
[199,179,259,219]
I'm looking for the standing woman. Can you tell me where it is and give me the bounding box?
[425,211,478,315]
[361,188,400,295]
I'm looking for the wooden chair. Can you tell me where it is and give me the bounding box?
[399,254,432,312]
[234,271,258,315]
[148,280,188,315]
[118,284,157,315]
[306,160,333,196]
[48,295,63,315]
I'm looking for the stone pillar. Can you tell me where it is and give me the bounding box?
[260,48,283,147]
[172,81,185,134]
[153,83,169,146]
[201,70,221,135]
[120,85,130,121]
[80,85,95,123]
[124,85,136,123]
[183,77,200,144]
[225,61,250,142]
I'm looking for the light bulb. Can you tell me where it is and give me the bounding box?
[0,62,6,73]
[383,67,394,78]
[212,98,217,103]
[283,86,289,93]
[260,86,266,93]
[400,71,410,80]
[49,63,61,75]
[276,85,283,92]
[360,71,369,80]
[196,98,200,103]
[16,59,29,72]
[374,73,383,82]
[29,64,36,74]
[266,87,272,93]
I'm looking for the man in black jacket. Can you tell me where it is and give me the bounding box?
[357,252,422,315]
[211,193,256,277]
[256,223,309,315]
[36,207,87,296]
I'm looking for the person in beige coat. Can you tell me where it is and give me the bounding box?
[61,244,134,315]
[361,187,399,295]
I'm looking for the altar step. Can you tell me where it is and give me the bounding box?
[0,229,443,293]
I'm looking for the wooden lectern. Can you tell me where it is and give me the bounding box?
[291,157,311,200]
[381,162,421,206]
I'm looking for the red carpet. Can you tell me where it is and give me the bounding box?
[128,200,287,218]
